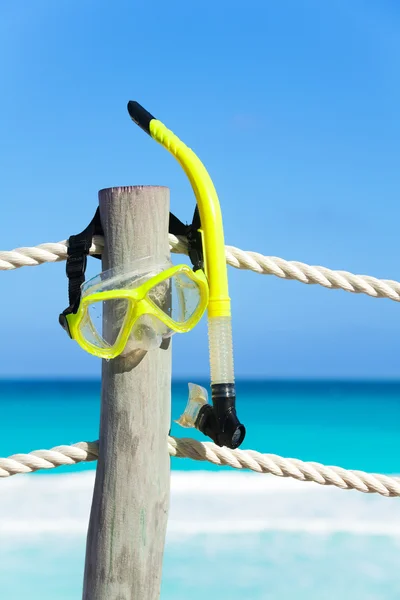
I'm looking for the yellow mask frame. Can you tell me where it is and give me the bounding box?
[63,263,208,360]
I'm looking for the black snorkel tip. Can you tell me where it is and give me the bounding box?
[127,101,155,135]
[195,383,246,449]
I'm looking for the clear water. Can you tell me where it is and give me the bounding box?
[0,379,399,599]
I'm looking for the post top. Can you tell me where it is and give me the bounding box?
[99,185,169,195]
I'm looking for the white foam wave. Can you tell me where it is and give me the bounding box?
[168,519,400,536]
[1,471,399,538]
[0,519,87,534]
[4,520,399,537]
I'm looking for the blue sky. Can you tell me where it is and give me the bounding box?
[1,0,400,379]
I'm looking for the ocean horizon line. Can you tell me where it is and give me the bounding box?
[2,376,400,384]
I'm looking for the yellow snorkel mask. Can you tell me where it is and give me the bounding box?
[59,209,209,358]
[127,101,246,449]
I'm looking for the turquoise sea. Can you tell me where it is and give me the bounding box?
[1,379,399,599]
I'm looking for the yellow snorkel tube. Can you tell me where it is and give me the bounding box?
[128,101,245,449]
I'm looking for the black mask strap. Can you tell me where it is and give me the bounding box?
[63,208,102,316]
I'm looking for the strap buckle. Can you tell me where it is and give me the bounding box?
[169,206,204,271]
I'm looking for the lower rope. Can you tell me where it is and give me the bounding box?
[1,437,399,498]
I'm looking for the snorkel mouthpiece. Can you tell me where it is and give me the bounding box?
[197,384,245,449]
[177,383,245,450]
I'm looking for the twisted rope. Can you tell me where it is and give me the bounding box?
[2,235,400,302]
[1,437,399,498]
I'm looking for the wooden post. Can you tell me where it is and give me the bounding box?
[82,186,171,600]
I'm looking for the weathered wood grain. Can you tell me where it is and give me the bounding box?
[82,186,171,600]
